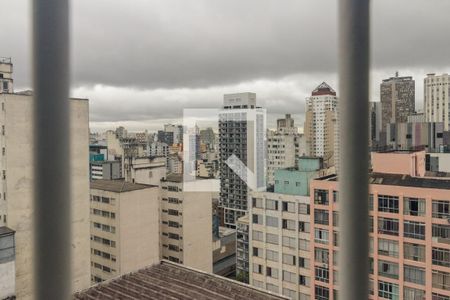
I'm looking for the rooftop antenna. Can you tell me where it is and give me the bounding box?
[395,71,399,77]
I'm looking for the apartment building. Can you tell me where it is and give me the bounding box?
[123,156,166,185]
[304,82,339,169]
[267,114,299,186]
[236,215,250,283]
[219,92,266,228]
[159,174,213,272]
[248,157,322,300]
[386,122,446,152]
[0,91,91,298]
[90,180,160,284]
[425,73,450,130]
[309,150,450,300]
[380,73,415,141]
[89,160,121,180]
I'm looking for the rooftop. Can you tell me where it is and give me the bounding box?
[90,180,156,193]
[74,261,287,300]
[317,173,450,190]
[311,82,336,96]
[0,226,14,236]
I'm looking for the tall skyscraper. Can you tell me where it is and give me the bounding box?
[424,73,450,130]
[380,73,415,141]
[369,101,382,148]
[304,82,339,168]
[219,93,265,228]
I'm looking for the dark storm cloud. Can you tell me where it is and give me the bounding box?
[1,0,450,129]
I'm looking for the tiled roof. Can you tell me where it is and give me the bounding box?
[74,261,287,300]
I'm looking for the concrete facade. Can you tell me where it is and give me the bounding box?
[90,180,160,283]
[159,174,213,272]
[0,93,91,298]
[0,58,13,94]
[425,73,450,131]
[309,151,450,300]
[124,156,166,186]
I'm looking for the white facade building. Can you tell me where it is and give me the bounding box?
[424,73,450,130]
[267,131,296,186]
[304,82,339,168]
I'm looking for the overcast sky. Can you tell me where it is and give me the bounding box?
[1,0,450,131]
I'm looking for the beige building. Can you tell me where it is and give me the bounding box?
[123,156,166,186]
[0,92,91,298]
[0,58,13,94]
[424,73,450,130]
[249,191,312,300]
[304,82,339,169]
[90,180,160,283]
[159,174,213,272]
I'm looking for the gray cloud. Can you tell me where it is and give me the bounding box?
[1,0,450,131]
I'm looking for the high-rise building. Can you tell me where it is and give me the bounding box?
[386,121,446,152]
[304,82,339,168]
[369,101,382,148]
[309,150,450,300]
[266,114,299,186]
[0,92,91,298]
[248,157,322,299]
[219,92,266,228]
[0,226,15,299]
[159,174,213,272]
[0,58,13,94]
[90,180,160,284]
[424,73,450,131]
[380,73,415,140]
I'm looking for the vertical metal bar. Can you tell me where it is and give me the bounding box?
[338,1,370,300]
[33,0,71,299]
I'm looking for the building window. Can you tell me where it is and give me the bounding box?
[298,221,310,233]
[315,285,329,300]
[282,219,295,230]
[266,249,278,262]
[378,238,399,258]
[432,293,450,300]
[403,287,425,300]
[282,253,296,266]
[404,197,426,216]
[266,267,278,279]
[378,260,399,279]
[432,270,450,290]
[314,209,329,225]
[404,265,425,285]
[298,256,309,269]
[298,238,309,251]
[432,247,450,267]
[432,224,450,243]
[266,216,279,227]
[314,189,329,205]
[432,200,450,219]
[404,221,425,240]
[282,201,295,212]
[282,270,296,283]
[265,199,278,210]
[404,242,426,262]
[369,194,373,211]
[252,197,263,208]
[378,280,399,300]
[266,233,279,245]
[252,263,263,274]
[315,266,329,283]
[314,248,329,264]
[298,203,310,215]
[252,247,262,257]
[378,195,399,213]
[282,288,296,300]
[252,230,263,241]
[252,214,263,225]
[378,217,399,236]
[266,283,279,294]
[332,211,339,227]
[314,228,329,244]
[333,190,339,203]
[282,236,295,248]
